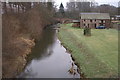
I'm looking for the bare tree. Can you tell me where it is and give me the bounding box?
[76,0,91,12]
[98,4,117,16]
[2,2,7,13]
[66,0,76,12]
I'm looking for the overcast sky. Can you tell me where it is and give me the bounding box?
[55,0,119,8]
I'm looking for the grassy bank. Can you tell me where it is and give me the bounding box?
[58,23,118,78]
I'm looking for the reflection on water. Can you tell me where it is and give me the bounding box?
[27,29,56,61]
[18,27,80,78]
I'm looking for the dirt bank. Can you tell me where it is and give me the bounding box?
[2,36,35,78]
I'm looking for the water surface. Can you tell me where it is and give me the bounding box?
[19,26,80,78]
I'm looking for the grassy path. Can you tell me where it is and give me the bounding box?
[58,23,118,78]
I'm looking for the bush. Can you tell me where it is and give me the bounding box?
[83,27,91,36]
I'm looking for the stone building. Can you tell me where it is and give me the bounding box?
[79,13,111,28]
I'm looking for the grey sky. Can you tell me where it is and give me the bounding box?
[55,0,119,8]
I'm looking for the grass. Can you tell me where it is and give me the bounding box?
[58,23,118,78]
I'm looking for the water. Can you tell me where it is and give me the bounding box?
[18,26,80,78]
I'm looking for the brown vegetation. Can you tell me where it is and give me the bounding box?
[2,2,56,78]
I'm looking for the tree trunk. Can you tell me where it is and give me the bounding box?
[18,4,20,13]
[9,3,13,13]
[3,2,7,14]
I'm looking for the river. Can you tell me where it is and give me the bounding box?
[18,24,80,78]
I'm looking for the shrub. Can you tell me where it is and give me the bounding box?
[83,27,91,36]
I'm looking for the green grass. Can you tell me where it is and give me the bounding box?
[58,23,118,78]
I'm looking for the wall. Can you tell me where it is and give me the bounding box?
[80,19,111,28]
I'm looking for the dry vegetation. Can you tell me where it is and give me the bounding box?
[2,3,56,78]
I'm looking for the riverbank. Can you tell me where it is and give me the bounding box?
[2,13,36,78]
[2,36,35,77]
[18,28,80,78]
[2,4,56,78]
[58,23,118,78]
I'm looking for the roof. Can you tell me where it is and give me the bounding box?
[72,20,80,22]
[115,15,120,18]
[80,13,110,19]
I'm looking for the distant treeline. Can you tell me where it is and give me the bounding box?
[65,1,119,19]
[2,2,56,14]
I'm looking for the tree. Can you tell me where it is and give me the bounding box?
[76,1,91,12]
[98,4,117,16]
[66,1,78,19]
[2,2,7,13]
[59,3,65,17]
[84,26,91,36]
[118,7,120,15]
[66,0,76,12]
[47,1,53,11]
[66,0,96,19]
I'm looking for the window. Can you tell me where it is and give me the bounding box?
[95,19,96,22]
[84,24,85,26]
[88,24,89,27]
[90,20,92,22]
[95,24,96,28]
[101,20,103,23]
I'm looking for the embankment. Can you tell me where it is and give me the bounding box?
[58,23,118,78]
[2,5,56,78]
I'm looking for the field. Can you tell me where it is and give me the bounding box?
[58,23,118,78]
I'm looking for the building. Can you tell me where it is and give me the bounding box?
[111,15,120,21]
[72,20,80,27]
[115,15,120,20]
[79,13,111,28]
